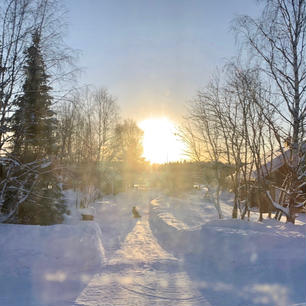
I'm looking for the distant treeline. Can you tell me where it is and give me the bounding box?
[148,161,234,194]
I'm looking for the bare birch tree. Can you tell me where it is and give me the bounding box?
[234,0,306,223]
[92,89,119,162]
[184,82,226,219]
[0,0,32,151]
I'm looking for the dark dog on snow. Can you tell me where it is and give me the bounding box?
[132,206,141,218]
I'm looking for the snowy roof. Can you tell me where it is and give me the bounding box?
[252,142,306,179]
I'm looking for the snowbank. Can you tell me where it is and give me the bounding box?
[149,194,306,306]
[1,189,305,306]
[0,222,106,306]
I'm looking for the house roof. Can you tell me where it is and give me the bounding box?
[252,142,306,179]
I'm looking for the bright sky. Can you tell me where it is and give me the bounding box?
[139,117,186,163]
[65,0,262,122]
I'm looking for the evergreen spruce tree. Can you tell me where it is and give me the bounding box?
[9,31,66,225]
[12,31,57,160]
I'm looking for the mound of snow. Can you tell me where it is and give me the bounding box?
[79,207,96,216]
[149,194,306,306]
[0,222,106,306]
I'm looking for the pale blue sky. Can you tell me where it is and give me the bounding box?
[65,0,262,122]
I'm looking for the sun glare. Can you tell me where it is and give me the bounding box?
[139,117,186,164]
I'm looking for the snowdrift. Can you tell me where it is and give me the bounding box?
[149,197,306,306]
[0,222,106,306]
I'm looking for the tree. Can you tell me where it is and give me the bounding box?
[0,0,75,224]
[225,64,279,221]
[0,0,75,154]
[12,31,57,160]
[57,88,119,163]
[0,0,33,152]
[234,0,306,223]
[56,99,78,161]
[4,31,65,224]
[114,119,144,189]
[184,83,226,219]
[55,87,121,196]
[182,63,280,221]
[92,89,119,162]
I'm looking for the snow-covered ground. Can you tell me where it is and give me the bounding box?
[0,222,105,306]
[0,189,305,306]
[150,192,306,306]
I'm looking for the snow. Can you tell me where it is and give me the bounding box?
[79,207,96,216]
[252,142,306,179]
[0,223,105,306]
[0,189,305,306]
[107,214,177,265]
[150,192,306,306]
[76,212,209,306]
[255,149,291,177]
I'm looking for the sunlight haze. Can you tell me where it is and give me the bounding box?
[2,1,305,305]
[139,117,186,163]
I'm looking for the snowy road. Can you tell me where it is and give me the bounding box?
[75,210,210,306]
[1,190,305,306]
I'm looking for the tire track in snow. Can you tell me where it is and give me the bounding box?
[107,214,177,265]
[75,213,211,306]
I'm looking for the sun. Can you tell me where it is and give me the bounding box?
[138,117,186,164]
